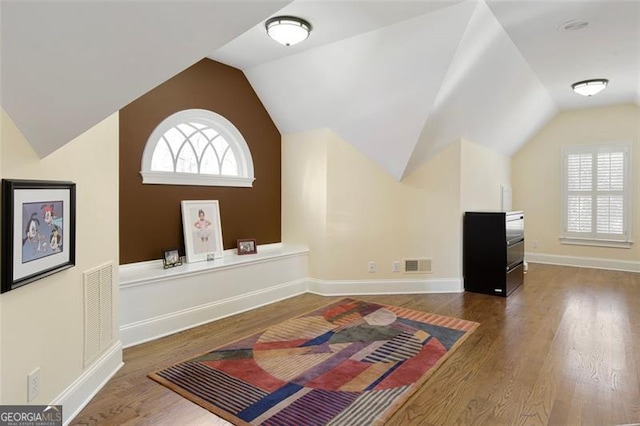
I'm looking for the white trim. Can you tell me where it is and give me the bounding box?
[559,236,633,249]
[51,341,123,426]
[120,243,309,288]
[560,142,632,242]
[526,252,640,273]
[120,273,464,348]
[307,278,463,295]
[140,171,254,187]
[140,108,254,187]
[120,279,307,348]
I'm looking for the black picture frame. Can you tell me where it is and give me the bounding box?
[1,179,76,293]
[162,248,182,269]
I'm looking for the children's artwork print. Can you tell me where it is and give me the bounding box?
[22,201,64,263]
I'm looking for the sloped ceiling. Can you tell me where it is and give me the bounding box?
[220,0,558,180]
[404,1,558,177]
[211,0,639,180]
[242,2,479,180]
[0,1,290,157]
[2,1,638,180]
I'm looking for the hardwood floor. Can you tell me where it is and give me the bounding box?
[72,264,640,425]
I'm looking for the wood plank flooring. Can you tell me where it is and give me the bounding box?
[72,263,640,425]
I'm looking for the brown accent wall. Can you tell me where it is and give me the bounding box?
[119,59,281,264]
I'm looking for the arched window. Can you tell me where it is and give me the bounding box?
[140,109,254,187]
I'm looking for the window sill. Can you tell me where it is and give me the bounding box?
[140,171,254,187]
[559,237,633,249]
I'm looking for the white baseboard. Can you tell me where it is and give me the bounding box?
[51,341,123,425]
[120,279,308,348]
[307,278,463,295]
[526,252,640,273]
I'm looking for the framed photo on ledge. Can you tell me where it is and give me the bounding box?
[1,179,76,293]
[181,200,224,264]
[237,239,257,255]
[162,248,182,269]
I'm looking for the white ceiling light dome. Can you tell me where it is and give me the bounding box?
[265,16,312,46]
[571,79,609,97]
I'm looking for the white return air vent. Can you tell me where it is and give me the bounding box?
[404,258,433,274]
[84,262,115,367]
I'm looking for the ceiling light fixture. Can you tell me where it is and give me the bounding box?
[265,16,312,46]
[559,20,589,31]
[571,79,609,97]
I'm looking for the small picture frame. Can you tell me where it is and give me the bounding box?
[237,239,257,255]
[162,248,182,269]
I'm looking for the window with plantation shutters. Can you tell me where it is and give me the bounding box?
[561,142,632,248]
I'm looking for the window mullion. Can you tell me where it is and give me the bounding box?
[210,135,222,171]
[219,146,230,174]
[160,137,178,172]
[193,129,211,173]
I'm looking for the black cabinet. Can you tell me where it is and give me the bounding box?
[463,211,524,297]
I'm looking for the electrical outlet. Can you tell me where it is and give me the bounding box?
[368,261,376,273]
[532,240,539,249]
[392,261,401,272]
[28,367,40,402]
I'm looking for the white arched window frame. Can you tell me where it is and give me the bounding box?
[140,109,255,187]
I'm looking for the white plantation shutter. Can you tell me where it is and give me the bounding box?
[596,151,624,235]
[561,143,631,245]
[566,153,592,233]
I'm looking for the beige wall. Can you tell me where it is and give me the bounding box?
[324,133,463,280]
[0,109,119,404]
[282,130,511,281]
[512,104,639,261]
[282,129,329,278]
[460,138,512,212]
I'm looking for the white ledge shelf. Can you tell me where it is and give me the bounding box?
[120,243,309,288]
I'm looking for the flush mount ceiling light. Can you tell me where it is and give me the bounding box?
[571,79,609,97]
[559,19,589,31]
[265,16,312,46]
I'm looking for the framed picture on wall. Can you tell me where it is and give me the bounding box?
[181,200,224,263]
[1,179,76,293]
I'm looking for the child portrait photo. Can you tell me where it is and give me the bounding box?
[181,200,224,263]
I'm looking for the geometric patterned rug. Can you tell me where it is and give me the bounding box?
[149,298,479,425]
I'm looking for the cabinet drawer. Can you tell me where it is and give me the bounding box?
[505,262,524,296]
[507,239,524,268]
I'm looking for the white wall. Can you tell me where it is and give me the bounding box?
[0,109,120,407]
[512,104,639,264]
[282,129,512,282]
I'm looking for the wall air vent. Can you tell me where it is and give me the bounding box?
[84,262,115,367]
[404,258,432,274]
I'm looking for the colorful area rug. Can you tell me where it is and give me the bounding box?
[149,298,479,425]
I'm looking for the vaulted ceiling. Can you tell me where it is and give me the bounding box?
[2,1,638,180]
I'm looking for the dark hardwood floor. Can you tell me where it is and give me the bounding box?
[72,263,640,425]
